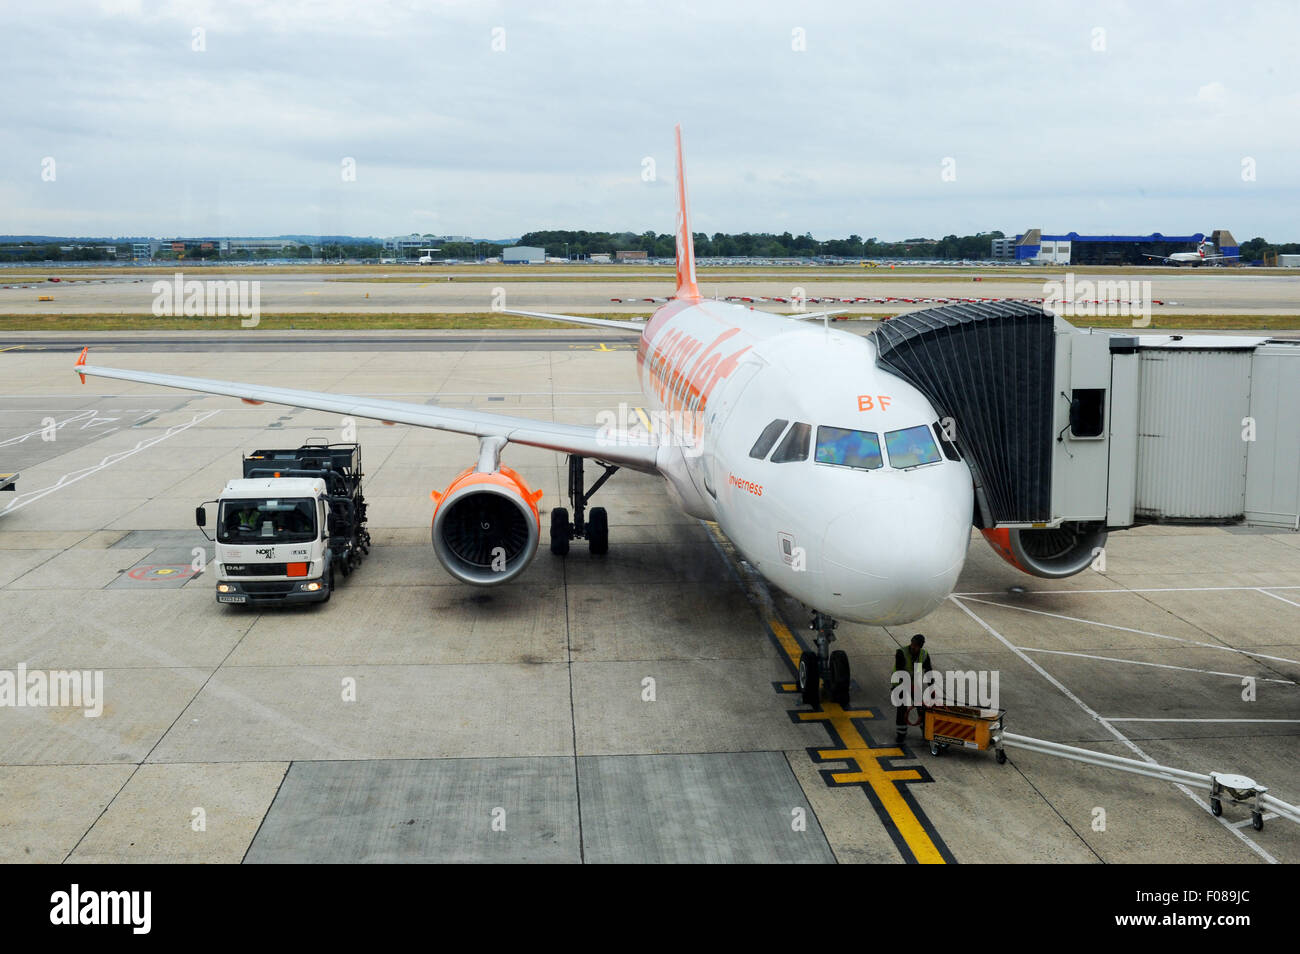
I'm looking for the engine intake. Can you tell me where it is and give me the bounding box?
[980,521,1107,579]
[431,466,542,585]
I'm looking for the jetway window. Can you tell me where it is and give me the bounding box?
[749,419,789,459]
[771,422,812,463]
[884,425,943,469]
[1069,389,1105,438]
[815,426,882,470]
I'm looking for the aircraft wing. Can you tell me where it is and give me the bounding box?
[499,309,646,331]
[73,350,661,473]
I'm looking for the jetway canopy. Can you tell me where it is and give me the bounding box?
[874,303,1300,531]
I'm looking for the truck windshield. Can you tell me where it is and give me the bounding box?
[218,498,317,543]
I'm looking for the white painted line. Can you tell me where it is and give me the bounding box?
[1017,648,1297,685]
[1103,718,1300,724]
[955,584,1300,596]
[0,410,221,517]
[950,596,1278,864]
[1231,814,1278,828]
[1257,588,1300,610]
[961,596,1300,667]
[0,410,96,447]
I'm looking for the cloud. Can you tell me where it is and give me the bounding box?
[1,1,1298,239]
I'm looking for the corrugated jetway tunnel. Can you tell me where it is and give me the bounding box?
[873,302,1300,577]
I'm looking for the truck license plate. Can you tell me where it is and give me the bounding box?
[218,594,246,604]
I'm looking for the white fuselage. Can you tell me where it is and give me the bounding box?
[637,299,973,625]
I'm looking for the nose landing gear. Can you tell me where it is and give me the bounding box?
[798,612,850,707]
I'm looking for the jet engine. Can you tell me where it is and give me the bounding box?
[430,465,543,585]
[980,521,1107,579]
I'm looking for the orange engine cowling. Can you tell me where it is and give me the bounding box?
[980,521,1107,579]
[430,465,543,585]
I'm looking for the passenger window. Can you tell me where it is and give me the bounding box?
[749,419,789,459]
[884,425,943,469]
[771,422,812,463]
[815,426,883,470]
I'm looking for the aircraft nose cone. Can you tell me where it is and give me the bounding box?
[821,490,968,624]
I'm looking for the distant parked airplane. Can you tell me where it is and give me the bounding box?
[1144,240,1238,267]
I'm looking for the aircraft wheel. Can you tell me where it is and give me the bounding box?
[588,507,609,555]
[798,652,820,706]
[550,508,571,556]
[829,650,850,706]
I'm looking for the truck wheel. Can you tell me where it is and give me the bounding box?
[588,507,609,555]
[550,508,570,556]
[323,567,333,603]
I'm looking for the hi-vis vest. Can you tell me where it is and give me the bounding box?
[895,646,929,674]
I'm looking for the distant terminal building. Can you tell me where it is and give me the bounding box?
[1009,229,1240,265]
[990,237,1016,260]
[384,234,440,257]
[225,238,300,255]
[615,250,649,262]
[589,252,612,263]
[502,246,545,264]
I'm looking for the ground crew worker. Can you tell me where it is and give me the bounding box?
[234,507,261,535]
[894,633,932,741]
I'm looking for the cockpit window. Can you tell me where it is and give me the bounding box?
[815,426,883,470]
[884,425,943,469]
[932,420,961,461]
[749,419,789,459]
[771,422,812,463]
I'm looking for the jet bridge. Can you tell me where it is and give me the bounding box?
[874,302,1300,576]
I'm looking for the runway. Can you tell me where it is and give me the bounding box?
[1,342,1297,863]
[5,268,1300,317]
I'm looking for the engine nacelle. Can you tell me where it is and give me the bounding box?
[980,521,1107,579]
[431,465,542,585]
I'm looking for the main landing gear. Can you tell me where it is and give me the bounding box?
[550,454,619,556]
[797,611,850,707]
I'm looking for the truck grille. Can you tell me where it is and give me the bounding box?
[240,581,298,595]
[225,563,288,576]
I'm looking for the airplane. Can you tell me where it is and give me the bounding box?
[73,126,1063,706]
[417,247,441,265]
[1142,240,1239,267]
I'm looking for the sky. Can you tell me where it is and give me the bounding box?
[2,0,1298,241]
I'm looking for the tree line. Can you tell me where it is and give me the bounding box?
[4,233,1299,263]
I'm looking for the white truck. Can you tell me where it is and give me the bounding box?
[195,442,369,606]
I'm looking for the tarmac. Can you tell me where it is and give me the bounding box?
[4,268,1300,316]
[1,336,1298,864]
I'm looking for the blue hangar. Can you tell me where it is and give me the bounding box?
[992,229,1239,265]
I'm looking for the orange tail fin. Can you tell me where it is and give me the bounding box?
[673,125,701,301]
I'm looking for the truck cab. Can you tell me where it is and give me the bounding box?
[209,477,333,605]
